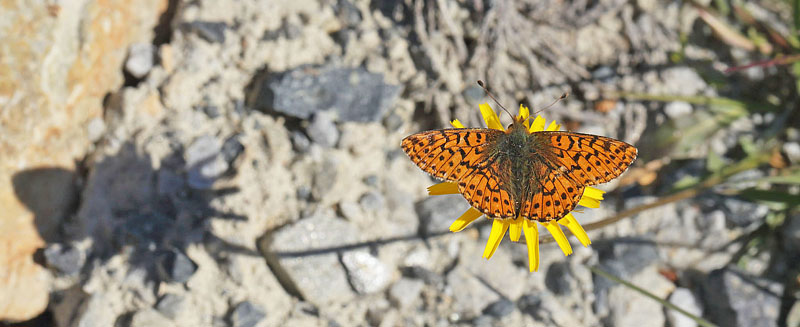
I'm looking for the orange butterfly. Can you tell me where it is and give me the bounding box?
[401,103,637,224]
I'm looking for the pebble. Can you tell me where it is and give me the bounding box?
[87,117,106,142]
[666,288,703,327]
[44,243,85,275]
[359,191,385,212]
[186,21,227,43]
[482,298,514,318]
[130,309,175,327]
[185,135,227,189]
[156,294,186,319]
[783,142,800,164]
[156,248,198,283]
[221,134,245,164]
[664,101,692,118]
[230,301,266,327]
[125,43,155,79]
[307,111,339,147]
[388,278,424,308]
[703,266,783,327]
[341,251,392,294]
[291,131,311,153]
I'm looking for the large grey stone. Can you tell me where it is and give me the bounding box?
[250,66,402,122]
[265,213,360,306]
[703,267,783,327]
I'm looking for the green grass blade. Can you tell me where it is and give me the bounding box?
[589,266,719,327]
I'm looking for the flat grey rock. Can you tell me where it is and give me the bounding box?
[251,66,402,123]
[266,213,361,306]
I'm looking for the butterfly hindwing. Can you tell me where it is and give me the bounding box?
[540,131,637,186]
[519,165,584,222]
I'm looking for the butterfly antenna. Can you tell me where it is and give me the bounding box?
[477,80,514,120]
[531,92,569,117]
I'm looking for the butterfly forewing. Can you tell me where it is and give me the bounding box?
[401,129,503,182]
[541,131,638,186]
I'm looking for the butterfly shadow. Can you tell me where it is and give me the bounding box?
[11,141,255,324]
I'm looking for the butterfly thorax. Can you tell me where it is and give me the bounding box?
[484,122,553,213]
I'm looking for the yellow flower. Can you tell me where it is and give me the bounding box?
[429,103,604,272]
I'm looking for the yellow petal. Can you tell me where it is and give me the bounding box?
[545,120,560,131]
[578,196,601,208]
[509,217,523,242]
[522,219,540,272]
[583,186,605,200]
[479,103,504,131]
[451,119,465,128]
[529,115,546,132]
[449,207,483,232]
[543,220,572,256]
[558,213,591,247]
[483,219,509,259]
[518,104,530,122]
[428,182,459,195]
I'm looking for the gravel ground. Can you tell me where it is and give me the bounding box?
[3,0,800,326]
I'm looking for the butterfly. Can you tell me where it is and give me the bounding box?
[401,112,637,222]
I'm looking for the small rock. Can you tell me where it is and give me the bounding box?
[44,243,85,275]
[783,142,800,164]
[156,294,186,319]
[156,248,198,283]
[130,309,175,327]
[291,131,311,153]
[311,157,338,200]
[125,43,155,79]
[722,197,769,228]
[87,117,106,142]
[703,266,783,327]
[221,135,245,165]
[415,195,470,235]
[201,105,220,118]
[250,66,402,122]
[446,266,501,317]
[544,261,574,295]
[186,21,227,43]
[400,266,444,287]
[664,101,692,118]
[230,301,266,327]
[388,278,424,308]
[362,175,379,187]
[667,288,703,327]
[482,298,514,318]
[341,251,391,294]
[307,111,339,147]
[592,66,615,81]
[359,191,385,212]
[185,135,227,189]
[383,113,404,131]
